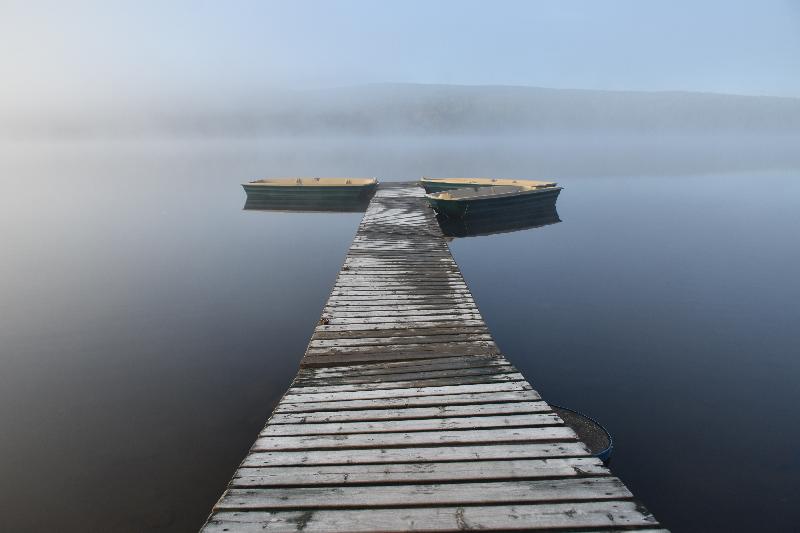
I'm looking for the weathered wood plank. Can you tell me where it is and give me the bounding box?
[336,271,463,278]
[282,381,531,403]
[302,348,499,367]
[323,298,477,308]
[231,457,609,486]
[323,298,477,307]
[333,280,466,288]
[273,390,542,413]
[324,297,475,306]
[314,319,486,331]
[203,501,660,532]
[346,253,453,258]
[293,365,517,385]
[218,477,630,510]
[287,374,525,394]
[252,426,578,451]
[291,375,524,392]
[268,401,551,424]
[311,325,490,339]
[329,288,473,295]
[306,341,497,357]
[336,270,461,276]
[320,315,484,326]
[261,413,562,436]
[333,279,464,288]
[241,441,592,467]
[322,304,479,314]
[322,306,480,320]
[302,349,499,367]
[307,342,498,357]
[300,355,508,377]
[308,333,490,348]
[342,262,458,269]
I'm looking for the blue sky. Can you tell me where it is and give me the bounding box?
[1,0,798,111]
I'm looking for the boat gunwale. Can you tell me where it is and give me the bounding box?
[243,177,378,187]
[420,177,557,188]
[426,185,563,203]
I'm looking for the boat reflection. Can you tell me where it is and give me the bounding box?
[436,195,561,238]
[243,194,374,213]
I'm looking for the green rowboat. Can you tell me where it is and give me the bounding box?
[242,177,378,202]
[426,185,562,218]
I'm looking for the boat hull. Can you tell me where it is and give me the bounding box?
[428,187,562,218]
[242,183,377,200]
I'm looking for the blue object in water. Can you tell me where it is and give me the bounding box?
[550,404,614,464]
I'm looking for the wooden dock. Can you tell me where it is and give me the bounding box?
[202,183,665,532]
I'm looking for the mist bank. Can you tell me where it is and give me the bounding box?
[3,84,800,140]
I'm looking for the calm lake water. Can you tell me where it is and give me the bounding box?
[1,137,799,532]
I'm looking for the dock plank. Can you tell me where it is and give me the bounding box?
[267,401,552,423]
[231,457,609,486]
[299,355,509,376]
[293,365,518,385]
[241,442,593,467]
[253,426,578,451]
[273,390,543,412]
[260,413,562,435]
[281,381,532,402]
[217,477,631,509]
[204,501,660,532]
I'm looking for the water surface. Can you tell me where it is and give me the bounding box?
[1,137,798,531]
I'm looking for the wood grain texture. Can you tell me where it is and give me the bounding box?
[252,426,579,451]
[240,442,594,467]
[273,390,543,412]
[260,413,563,436]
[281,381,532,403]
[203,502,660,532]
[201,183,664,532]
[231,458,609,486]
[267,401,552,424]
[217,477,632,509]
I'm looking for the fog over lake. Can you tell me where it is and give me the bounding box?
[4,84,800,140]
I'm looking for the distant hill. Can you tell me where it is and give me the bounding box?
[238,84,800,136]
[4,84,800,139]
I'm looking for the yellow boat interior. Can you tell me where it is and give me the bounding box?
[245,177,378,187]
[420,177,557,188]
[428,185,554,200]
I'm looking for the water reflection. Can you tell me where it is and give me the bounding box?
[243,192,374,213]
[437,194,561,238]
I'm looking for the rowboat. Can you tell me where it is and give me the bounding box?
[426,184,562,218]
[420,177,557,193]
[242,177,378,202]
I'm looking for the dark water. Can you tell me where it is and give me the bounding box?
[1,137,798,532]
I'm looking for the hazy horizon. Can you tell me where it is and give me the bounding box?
[4,1,797,141]
[3,82,799,141]
[2,1,799,115]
